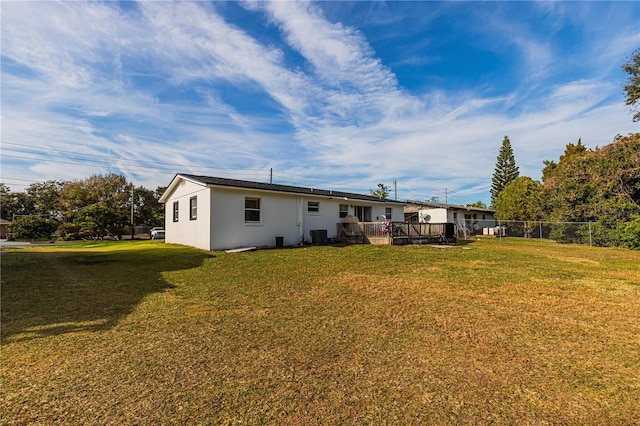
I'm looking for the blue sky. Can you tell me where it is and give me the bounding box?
[1,1,639,205]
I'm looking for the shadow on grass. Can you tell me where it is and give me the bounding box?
[1,245,213,343]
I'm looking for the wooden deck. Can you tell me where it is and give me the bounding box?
[336,221,456,245]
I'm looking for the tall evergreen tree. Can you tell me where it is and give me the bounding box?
[490,136,520,206]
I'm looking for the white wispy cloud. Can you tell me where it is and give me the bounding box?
[1,0,637,204]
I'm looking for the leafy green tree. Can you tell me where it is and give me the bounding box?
[134,185,165,226]
[622,48,640,122]
[3,174,164,239]
[490,136,519,206]
[57,222,82,241]
[494,176,543,222]
[542,133,640,246]
[7,216,57,240]
[0,184,18,220]
[542,138,589,183]
[370,183,390,199]
[562,138,589,159]
[542,139,598,222]
[0,188,35,220]
[60,173,131,223]
[620,216,640,249]
[153,186,167,226]
[73,203,128,239]
[25,180,65,221]
[545,135,639,221]
[466,201,487,209]
[59,180,90,222]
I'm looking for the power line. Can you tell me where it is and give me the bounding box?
[1,140,367,189]
[0,177,41,183]
[0,143,359,190]
[0,140,270,171]
[2,140,329,185]
[1,152,268,182]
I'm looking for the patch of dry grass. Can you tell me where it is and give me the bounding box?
[2,238,639,424]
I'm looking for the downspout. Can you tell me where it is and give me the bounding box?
[297,196,304,245]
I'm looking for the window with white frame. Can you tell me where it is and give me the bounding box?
[385,207,392,220]
[189,196,197,220]
[173,201,179,222]
[307,201,320,213]
[245,197,261,223]
[339,204,348,218]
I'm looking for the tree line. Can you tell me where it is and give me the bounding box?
[490,132,640,248]
[1,173,165,240]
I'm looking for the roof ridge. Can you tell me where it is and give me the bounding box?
[177,174,404,204]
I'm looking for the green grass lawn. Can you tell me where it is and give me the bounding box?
[2,239,639,424]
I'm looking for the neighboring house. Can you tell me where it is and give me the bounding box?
[404,201,496,237]
[159,174,405,251]
[0,218,11,239]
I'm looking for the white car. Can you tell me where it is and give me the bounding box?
[150,227,165,240]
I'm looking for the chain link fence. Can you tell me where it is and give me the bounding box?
[458,219,607,246]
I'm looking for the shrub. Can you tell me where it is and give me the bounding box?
[549,222,589,244]
[620,216,640,249]
[7,216,57,240]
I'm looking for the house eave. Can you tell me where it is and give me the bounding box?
[158,174,208,204]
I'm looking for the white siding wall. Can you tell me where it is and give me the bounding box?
[372,205,401,222]
[302,196,349,241]
[165,179,406,250]
[303,199,404,241]
[164,180,211,250]
[418,208,448,223]
[449,208,496,223]
[207,191,406,250]
[209,188,300,250]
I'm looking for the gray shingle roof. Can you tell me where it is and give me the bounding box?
[179,174,404,204]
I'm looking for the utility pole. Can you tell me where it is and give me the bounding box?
[394,180,397,201]
[270,168,273,184]
[444,188,448,204]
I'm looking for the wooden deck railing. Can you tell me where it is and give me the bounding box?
[336,221,456,245]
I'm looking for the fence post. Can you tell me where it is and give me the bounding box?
[589,222,592,247]
[539,221,542,241]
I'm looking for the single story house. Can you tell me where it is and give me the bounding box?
[159,174,405,251]
[404,201,496,238]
